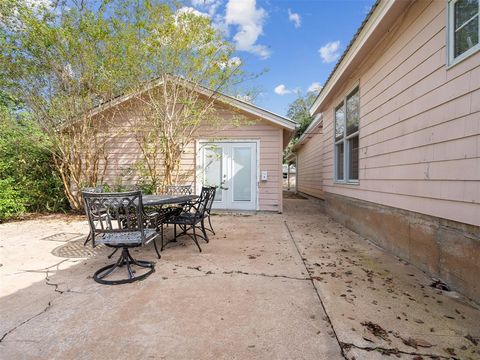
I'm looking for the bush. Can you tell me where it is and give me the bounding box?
[0,104,68,221]
[0,178,26,221]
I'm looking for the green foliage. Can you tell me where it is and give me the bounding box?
[0,104,67,221]
[287,91,318,141]
[0,0,250,206]
[0,178,26,221]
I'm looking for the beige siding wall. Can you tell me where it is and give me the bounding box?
[99,100,284,212]
[296,131,324,199]
[319,0,480,226]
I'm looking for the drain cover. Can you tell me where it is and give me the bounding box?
[41,232,84,242]
[51,239,106,258]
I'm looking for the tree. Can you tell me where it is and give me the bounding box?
[0,0,250,206]
[116,3,249,192]
[0,0,144,209]
[287,91,318,141]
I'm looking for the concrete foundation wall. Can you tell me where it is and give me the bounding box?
[324,192,480,303]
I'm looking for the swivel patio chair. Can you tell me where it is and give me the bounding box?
[82,191,162,285]
[82,186,105,245]
[164,186,211,252]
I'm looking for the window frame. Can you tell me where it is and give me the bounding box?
[447,0,480,67]
[334,86,360,185]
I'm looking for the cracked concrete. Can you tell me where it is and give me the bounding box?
[0,199,479,359]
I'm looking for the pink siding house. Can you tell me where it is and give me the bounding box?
[293,0,480,302]
[92,82,295,213]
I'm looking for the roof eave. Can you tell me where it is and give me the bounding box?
[309,0,399,115]
[292,113,323,151]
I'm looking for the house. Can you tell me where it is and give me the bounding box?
[292,0,480,302]
[90,79,296,213]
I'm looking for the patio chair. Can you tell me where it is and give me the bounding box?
[82,186,105,245]
[164,186,211,252]
[203,186,217,235]
[82,191,162,285]
[165,184,193,195]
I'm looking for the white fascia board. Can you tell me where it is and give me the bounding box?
[309,0,395,116]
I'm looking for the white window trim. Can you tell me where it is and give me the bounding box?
[334,87,360,185]
[447,0,480,67]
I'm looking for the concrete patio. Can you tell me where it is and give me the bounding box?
[1,197,479,359]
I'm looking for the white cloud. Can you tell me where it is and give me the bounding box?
[191,0,221,16]
[225,0,270,59]
[307,82,322,93]
[218,56,242,69]
[288,9,301,28]
[274,84,292,95]
[319,40,341,63]
[176,6,209,18]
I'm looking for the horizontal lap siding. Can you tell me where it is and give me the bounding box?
[320,0,480,226]
[296,131,324,199]
[100,101,283,211]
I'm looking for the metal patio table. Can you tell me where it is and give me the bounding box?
[142,194,198,207]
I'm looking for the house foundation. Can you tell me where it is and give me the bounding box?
[323,192,480,304]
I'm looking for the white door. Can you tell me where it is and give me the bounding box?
[198,141,257,210]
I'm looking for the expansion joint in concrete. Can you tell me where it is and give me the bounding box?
[283,220,348,359]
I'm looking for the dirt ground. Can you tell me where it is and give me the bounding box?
[0,197,479,359]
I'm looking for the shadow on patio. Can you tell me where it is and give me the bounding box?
[1,198,479,359]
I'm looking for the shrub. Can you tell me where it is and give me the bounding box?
[0,104,68,221]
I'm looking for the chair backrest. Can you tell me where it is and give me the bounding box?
[206,186,216,213]
[165,184,193,196]
[82,191,146,245]
[192,186,211,219]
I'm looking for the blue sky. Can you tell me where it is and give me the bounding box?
[187,0,376,116]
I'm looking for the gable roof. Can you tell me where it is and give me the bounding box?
[309,0,412,115]
[90,76,296,131]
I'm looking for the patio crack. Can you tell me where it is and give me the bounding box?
[173,264,310,281]
[340,342,455,359]
[222,270,310,281]
[0,301,53,343]
[0,260,75,343]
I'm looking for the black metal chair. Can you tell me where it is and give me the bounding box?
[203,186,216,235]
[165,184,193,195]
[82,186,105,245]
[82,191,162,285]
[163,186,211,252]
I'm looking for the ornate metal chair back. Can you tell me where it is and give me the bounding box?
[82,191,147,246]
[206,186,216,213]
[192,186,211,219]
[165,184,193,196]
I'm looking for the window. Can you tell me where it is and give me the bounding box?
[334,87,359,183]
[448,0,480,65]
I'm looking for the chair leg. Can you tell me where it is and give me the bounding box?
[153,228,162,259]
[207,215,215,235]
[201,219,209,243]
[160,224,165,251]
[107,248,119,259]
[173,224,177,242]
[84,231,92,245]
[192,225,202,252]
[94,247,154,285]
